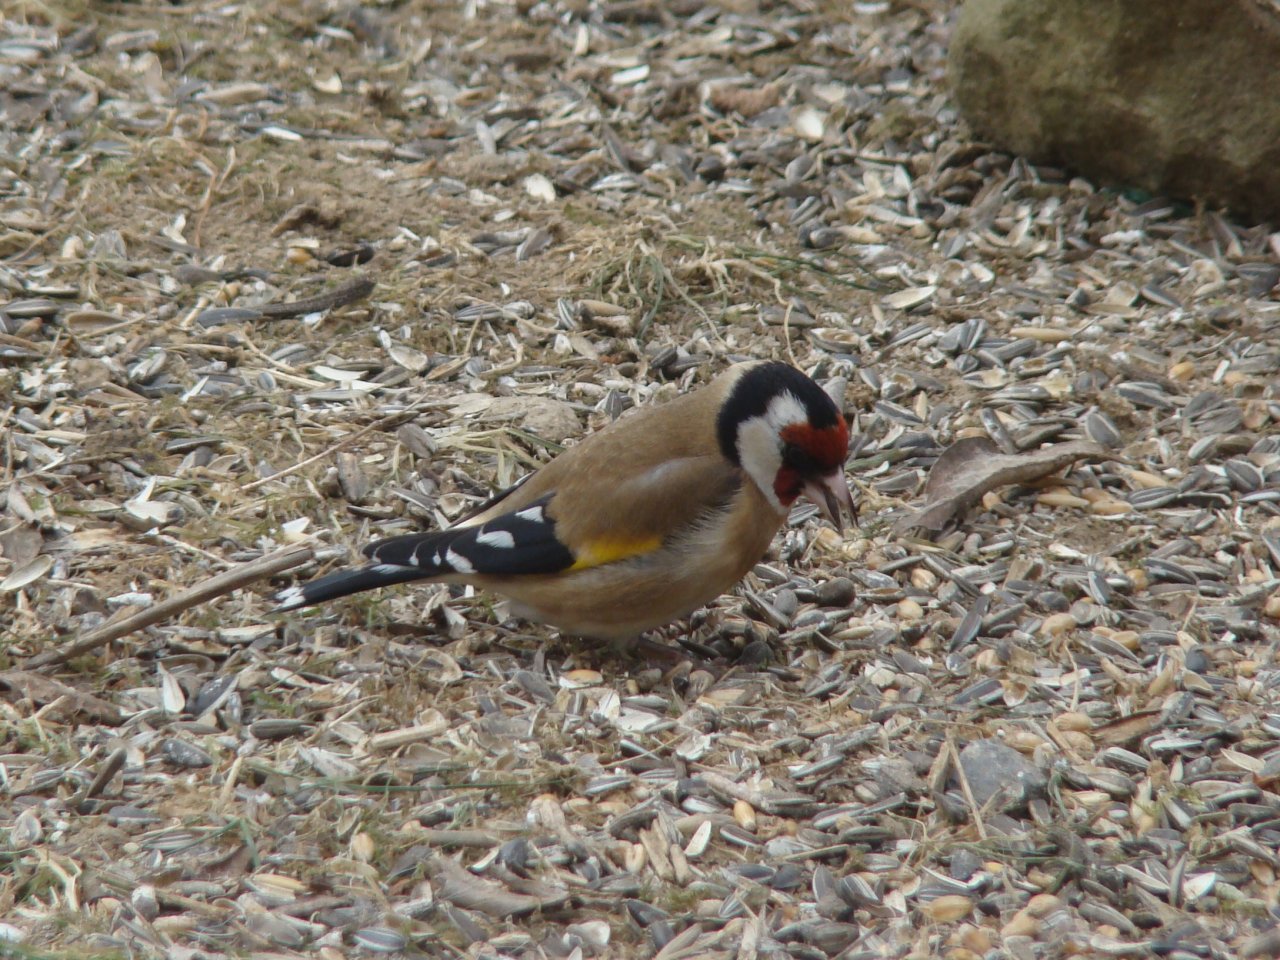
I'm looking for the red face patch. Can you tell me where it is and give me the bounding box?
[773,465,803,506]
[780,420,850,472]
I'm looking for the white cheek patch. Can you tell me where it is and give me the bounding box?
[734,391,811,513]
[736,416,785,512]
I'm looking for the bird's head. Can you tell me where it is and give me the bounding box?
[717,361,855,531]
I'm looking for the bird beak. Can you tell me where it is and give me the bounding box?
[803,470,855,534]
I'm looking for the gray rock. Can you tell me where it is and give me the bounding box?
[955,738,1046,813]
[864,756,925,798]
[949,847,984,882]
[160,738,213,769]
[813,576,857,607]
[950,0,1280,223]
[485,395,581,442]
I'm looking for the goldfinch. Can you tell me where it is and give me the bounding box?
[276,360,853,639]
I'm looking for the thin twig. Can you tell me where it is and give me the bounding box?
[947,735,989,842]
[0,404,14,485]
[242,398,432,493]
[25,544,315,670]
[72,747,128,811]
[256,275,375,319]
[782,301,799,368]
[217,755,244,812]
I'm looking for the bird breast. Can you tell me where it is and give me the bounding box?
[478,480,786,640]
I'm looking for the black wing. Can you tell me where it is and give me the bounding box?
[275,494,575,611]
[363,494,575,576]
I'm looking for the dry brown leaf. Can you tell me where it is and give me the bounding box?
[200,842,256,879]
[0,522,44,566]
[1091,710,1164,747]
[424,854,570,917]
[895,437,1110,533]
[708,83,780,118]
[0,670,123,724]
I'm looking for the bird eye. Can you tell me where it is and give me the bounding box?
[783,442,819,475]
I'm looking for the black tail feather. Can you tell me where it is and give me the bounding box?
[275,563,430,611]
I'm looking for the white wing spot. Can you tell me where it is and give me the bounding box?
[445,547,475,574]
[371,563,412,576]
[276,586,306,610]
[476,529,516,549]
[409,544,423,566]
[515,505,545,523]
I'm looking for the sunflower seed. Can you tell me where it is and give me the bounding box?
[1116,381,1175,410]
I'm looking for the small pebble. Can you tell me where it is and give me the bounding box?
[1055,711,1093,732]
[1037,489,1090,509]
[1000,909,1040,938]
[898,598,924,621]
[1039,613,1077,637]
[814,577,857,606]
[1025,893,1063,916]
[911,567,939,591]
[921,895,973,922]
[1088,498,1131,516]
[1263,591,1280,620]
[958,924,992,953]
